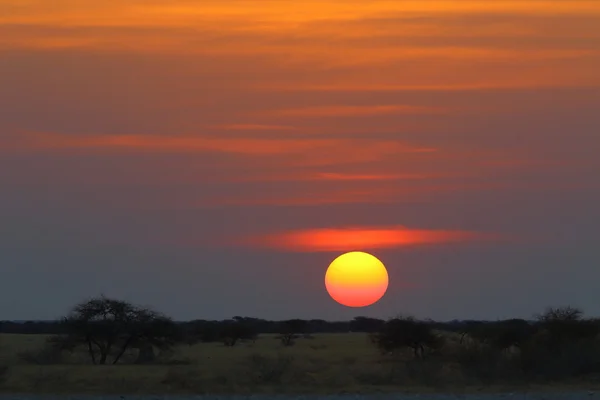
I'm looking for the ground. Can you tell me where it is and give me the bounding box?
[0,333,598,395]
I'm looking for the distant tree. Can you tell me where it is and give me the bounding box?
[0,320,63,335]
[535,306,599,350]
[55,295,180,364]
[231,316,261,342]
[183,320,220,344]
[220,320,257,346]
[458,319,536,351]
[458,320,486,344]
[279,319,308,346]
[350,317,385,333]
[371,316,442,358]
[537,306,583,323]
[489,319,536,351]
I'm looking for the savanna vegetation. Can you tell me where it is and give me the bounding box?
[1,296,600,395]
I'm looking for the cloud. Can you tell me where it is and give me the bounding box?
[2,1,598,66]
[3,1,598,28]
[2,131,435,164]
[199,187,414,207]
[2,131,318,155]
[1,0,597,101]
[214,171,437,184]
[260,105,447,118]
[311,172,433,181]
[210,124,299,131]
[256,81,600,92]
[233,226,500,252]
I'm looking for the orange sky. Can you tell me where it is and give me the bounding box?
[1,0,599,320]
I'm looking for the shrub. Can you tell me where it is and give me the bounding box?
[455,342,514,384]
[247,353,294,384]
[0,365,9,385]
[519,337,600,380]
[17,338,66,365]
[161,367,201,390]
[535,307,599,351]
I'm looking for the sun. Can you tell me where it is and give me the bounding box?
[325,251,389,307]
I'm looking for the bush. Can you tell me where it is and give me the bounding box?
[455,342,514,384]
[17,341,65,365]
[520,337,600,380]
[247,354,294,384]
[161,367,202,391]
[403,357,446,385]
[535,307,599,351]
[0,365,9,385]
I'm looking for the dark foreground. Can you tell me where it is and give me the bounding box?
[0,393,598,400]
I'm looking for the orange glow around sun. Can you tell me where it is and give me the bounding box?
[325,251,389,308]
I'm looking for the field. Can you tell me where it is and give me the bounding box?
[1,332,599,395]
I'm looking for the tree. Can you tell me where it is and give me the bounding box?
[220,319,257,346]
[371,316,442,358]
[183,320,220,344]
[537,306,583,323]
[57,295,180,364]
[535,306,599,350]
[350,317,385,333]
[491,319,536,351]
[279,319,308,346]
[459,319,536,351]
[458,320,486,344]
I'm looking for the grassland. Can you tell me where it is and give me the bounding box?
[0,333,598,395]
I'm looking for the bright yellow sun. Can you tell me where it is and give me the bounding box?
[325,251,389,307]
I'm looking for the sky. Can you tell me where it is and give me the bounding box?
[1,0,599,322]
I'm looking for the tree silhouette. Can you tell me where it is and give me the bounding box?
[57,295,179,364]
[535,306,599,351]
[220,319,257,346]
[350,316,385,333]
[371,316,441,358]
[279,319,308,346]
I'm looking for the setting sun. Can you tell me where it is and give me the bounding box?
[325,251,389,307]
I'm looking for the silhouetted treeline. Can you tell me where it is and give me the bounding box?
[0,316,391,336]
[369,307,600,382]
[0,320,66,335]
[5,296,600,383]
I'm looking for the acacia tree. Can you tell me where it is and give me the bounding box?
[535,306,599,351]
[220,320,257,347]
[57,295,180,364]
[279,319,308,346]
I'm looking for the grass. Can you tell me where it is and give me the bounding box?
[0,333,599,395]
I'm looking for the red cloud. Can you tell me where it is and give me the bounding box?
[259,104,447,117]
[236,226,500,252]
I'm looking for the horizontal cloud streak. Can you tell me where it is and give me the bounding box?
[234,226,500,252]
[211,124,299,131]
[258,82,600,92]
[261,105,447,118]
[2,1,598,28]
[2,131,435,159]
